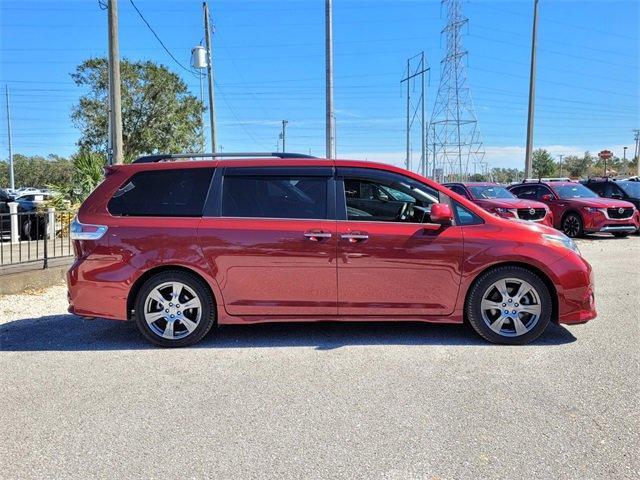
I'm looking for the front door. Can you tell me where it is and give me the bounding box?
[198,166,338,316]
[335,167,464,317]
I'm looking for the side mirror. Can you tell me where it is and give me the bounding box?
[541,194,554,201]
[430,203,454,225]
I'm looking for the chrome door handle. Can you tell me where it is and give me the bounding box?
[304,231,332,241]
[341,233,369,243]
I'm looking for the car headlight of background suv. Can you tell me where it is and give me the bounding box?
[582,206,598,213]
[542,233,581,255]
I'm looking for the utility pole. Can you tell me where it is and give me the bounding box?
[203,2,217,153]
[107,0,123,164]
[5,85,14,190]
[558,154,563,176]
[280,120,288,152]
[524,0,539,178]
[634,129,640,176]
[325,0,335,159]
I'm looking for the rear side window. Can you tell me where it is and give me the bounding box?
[447,185,469,198]
[108,168,214,217]
[510,185,538,200]
[222,175,328,219]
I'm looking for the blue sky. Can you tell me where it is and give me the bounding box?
[0,0,638,171]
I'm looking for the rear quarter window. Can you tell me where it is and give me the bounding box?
[108,168,214,217]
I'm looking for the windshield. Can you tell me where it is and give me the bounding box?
[469,185,516,199]
[618,181,640,198]
[554,183,599,199]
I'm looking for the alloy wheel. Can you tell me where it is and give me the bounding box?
[479,278,542,337]
[143,281,202,340]
[563,215,581,237]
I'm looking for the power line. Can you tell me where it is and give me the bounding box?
[127,0,195,76]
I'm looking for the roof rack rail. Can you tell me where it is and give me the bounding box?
[522,177,572,183]
[132,152,318,164]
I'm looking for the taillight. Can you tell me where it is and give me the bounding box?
[70,216,107,240]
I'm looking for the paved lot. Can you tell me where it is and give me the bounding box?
[1,235,638,479]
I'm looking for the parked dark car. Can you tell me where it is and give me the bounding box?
[15,193,53,240]
[0,188,12,238]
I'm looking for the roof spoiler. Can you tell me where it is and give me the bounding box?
[132,152,318,164]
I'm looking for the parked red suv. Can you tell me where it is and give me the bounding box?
[443,182,553,227]
[509,180,638,238]
[68,153,596,347]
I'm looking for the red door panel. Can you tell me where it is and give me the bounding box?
[198,218,337,316]
[337,222,464,316]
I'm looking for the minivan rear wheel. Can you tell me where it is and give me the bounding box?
[134,270,216,347]
[465,266,552,345]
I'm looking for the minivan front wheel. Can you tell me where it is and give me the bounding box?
[134,270,216,347]
[465,266,552,345]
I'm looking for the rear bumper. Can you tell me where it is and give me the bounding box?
[67,256,129,321]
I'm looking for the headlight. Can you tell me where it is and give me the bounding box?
[542,233,580,255]
[582,206,598,213]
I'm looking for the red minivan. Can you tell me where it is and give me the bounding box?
[67,153,596,347]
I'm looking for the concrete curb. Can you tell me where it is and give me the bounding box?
[0,260,72,296]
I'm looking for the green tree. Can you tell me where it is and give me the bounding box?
[71,58,204,162]
[47,150,107,211]
[532,149,557,178]
[0,154,73,189]
[563,154,592,179]
[490,167,524,183]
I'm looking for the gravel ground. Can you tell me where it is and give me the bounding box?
[1,235,639,480]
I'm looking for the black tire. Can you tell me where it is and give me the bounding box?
[465,265,552,345]
[612,232,629,238]
[134,270,216,347]
[562,212,583,238]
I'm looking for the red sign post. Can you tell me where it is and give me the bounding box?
[598,150,613,176]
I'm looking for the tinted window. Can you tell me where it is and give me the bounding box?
[447,185,470,198]
[510,185,539,200]
[222,176,327,219]
[108,168,214,217]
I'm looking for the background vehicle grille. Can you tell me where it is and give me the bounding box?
[517,208,546,221]
[607,207,634,219]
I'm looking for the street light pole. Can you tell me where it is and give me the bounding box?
[524,0,539,178]
[5,85,14,190]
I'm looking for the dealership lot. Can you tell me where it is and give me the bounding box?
[1,236,638,479]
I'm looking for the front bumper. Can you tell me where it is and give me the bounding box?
[582,210,638,234]
[552,252,597,325]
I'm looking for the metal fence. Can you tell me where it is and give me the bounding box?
[0,208,74,269]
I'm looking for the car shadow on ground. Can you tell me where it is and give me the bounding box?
[0,314,576,352]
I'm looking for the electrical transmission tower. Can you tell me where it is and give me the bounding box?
[429,0,485,182]
[401,52,429,176]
